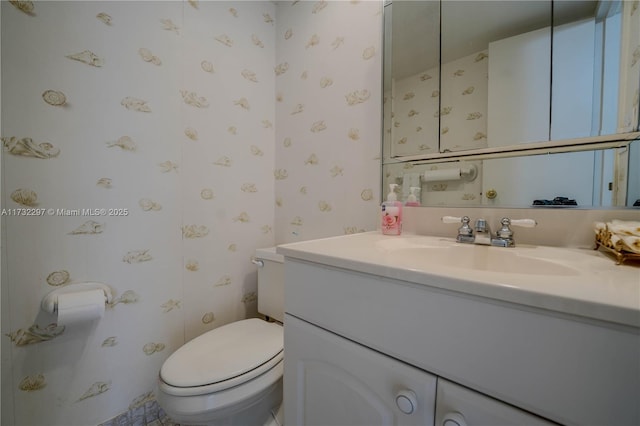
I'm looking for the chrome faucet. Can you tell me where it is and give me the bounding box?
[442,216,537,247]
[473,218,492,245]
[493,217,515,247]
[443,216,475,243]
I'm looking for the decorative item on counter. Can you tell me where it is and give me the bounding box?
[594,220,640,265]
[532,196,577,206]
[405,187,421,207]
[381,183,402,235]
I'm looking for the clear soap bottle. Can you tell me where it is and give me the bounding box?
[405,187,421,207]
[381,183,402,235]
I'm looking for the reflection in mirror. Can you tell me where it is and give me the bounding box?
[440,1,552,152]
[384,0,640,160]
[382,0,640,209]
[384,0,440,159]
[382,140,640,208]
[552,0,599,140]
[552,1,640,139]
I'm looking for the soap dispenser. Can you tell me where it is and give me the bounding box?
[381,183,402,235]
[405,187,421,207]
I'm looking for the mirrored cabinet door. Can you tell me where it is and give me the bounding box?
[551,1,640,140]
[382,0,640,208]
[441,1,552,152]
[385,1,440,159]
[384,0,640,160]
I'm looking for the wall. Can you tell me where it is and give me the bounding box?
[389,64,440,156]
[387,49,490,157]
[1,1,383,425]
[274,0,383,243]
[3,4,184,424]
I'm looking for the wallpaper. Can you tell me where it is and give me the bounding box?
[440,50,489,152]
[383,48,488,206]
[1,1,382,425]
[389,50,489,156]
[386,49,489,159]
[390,64,440,157]
[274,0,382,243]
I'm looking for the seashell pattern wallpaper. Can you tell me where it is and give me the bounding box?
[390,49,489,157]
[1,1,381,425]
[440,50,489,152]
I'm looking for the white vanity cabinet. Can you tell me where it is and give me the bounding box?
[284,313,553,426]
[435,379,555,426]
[281,253,640,426]
[284,314,437,426]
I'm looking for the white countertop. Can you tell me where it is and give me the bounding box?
[277,232,640,328]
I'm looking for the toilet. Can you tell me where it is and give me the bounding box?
[156,247,284,426]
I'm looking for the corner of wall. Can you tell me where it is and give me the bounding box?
[0,3,16,424]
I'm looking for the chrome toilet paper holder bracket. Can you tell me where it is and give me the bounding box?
[41,282,114,314]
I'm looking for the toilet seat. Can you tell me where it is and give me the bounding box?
[159,318,283,397]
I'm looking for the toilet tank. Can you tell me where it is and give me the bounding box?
[255,247,284,323]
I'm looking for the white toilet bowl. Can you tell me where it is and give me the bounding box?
[157,318,283,425]
[156,248,284,426]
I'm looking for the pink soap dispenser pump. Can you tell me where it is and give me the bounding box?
[381,183,402,235]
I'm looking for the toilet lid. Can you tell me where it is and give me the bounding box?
[160,318,283,388]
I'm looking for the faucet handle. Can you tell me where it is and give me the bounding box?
[458,216,473,237]
[495,217,537,241]
[509,218,537,228]
[442,216,474,242]
[442,216,465,224]
[441,216,472,234]
[496,218,514,240]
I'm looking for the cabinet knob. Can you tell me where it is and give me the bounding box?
[395,389,418,414]
[442,412,467,426]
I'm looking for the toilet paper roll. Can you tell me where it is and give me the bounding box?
[423,168,461,182]
[56,289,105,326]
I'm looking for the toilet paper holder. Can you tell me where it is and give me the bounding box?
[422,164,478,183]
[41,282,114,314]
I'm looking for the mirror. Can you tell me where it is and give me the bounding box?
[440,1,552,152]
[384,0,440,158]
[383,139,640,208]
[382,0,640,207]
[551,1,640,139]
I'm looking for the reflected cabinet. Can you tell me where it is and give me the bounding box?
[383,0,640,208]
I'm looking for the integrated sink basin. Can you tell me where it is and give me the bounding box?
[387,245,579,276]
[278,231,640,327]
[376,236,579,276]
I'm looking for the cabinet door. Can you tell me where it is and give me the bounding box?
[486,26,551,148]
[386,1,440,159]
[435,379,557,426]
[284,314,437,426]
